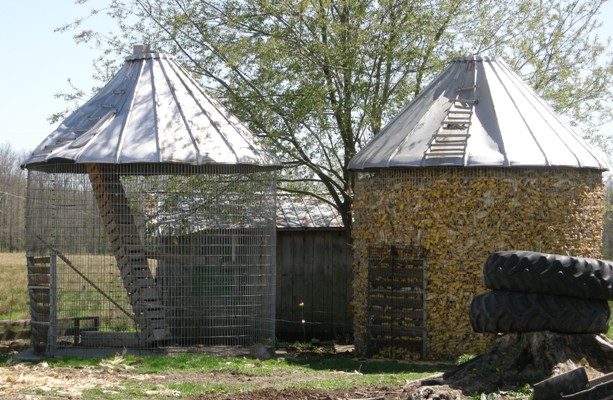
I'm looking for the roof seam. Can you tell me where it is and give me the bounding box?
[173,62,241,163]
[114,61,145,164]
[157,57,201,164]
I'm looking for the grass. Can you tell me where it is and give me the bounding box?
[0,252,610,398]
[0,252,137,330]
[0,253,28,320]
[0,352,450,399]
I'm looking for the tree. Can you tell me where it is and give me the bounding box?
[59,0,613,236]
[0,143,27,251]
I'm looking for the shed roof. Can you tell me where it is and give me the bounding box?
[150,193,343,234]
[348,56,608,171]
[276,194,343,229]
[22,45,280,170]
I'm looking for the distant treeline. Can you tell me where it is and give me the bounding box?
[0,143,27,252]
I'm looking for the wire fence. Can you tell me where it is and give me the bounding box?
[25,163,277,356]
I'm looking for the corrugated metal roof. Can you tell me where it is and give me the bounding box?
[22,45,280,169]
[349,56,608,171]
[148,193,343,233]
[276,194,343,229]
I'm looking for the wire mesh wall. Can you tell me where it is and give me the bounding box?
[25,163,277,355]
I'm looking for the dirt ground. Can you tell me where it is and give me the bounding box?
[0,360,464,400]
[7,332,613,400]
[0,341,513,400]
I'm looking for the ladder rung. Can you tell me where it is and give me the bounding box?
[429,148,466,153]
[430,142,467,147]
[446,114,471,119]
[454,98,478,104]
[87,115,102,121]
[443,120,471,125]
[29,257,51,265]
[426,149,464,156]
[28,285,50,290]
[456,85,477,92]
[428,148,467,153]
[442,125,470,131]
[434,134,471,138]
[425,153,465,158]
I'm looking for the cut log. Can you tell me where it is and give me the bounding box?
[533,367,588,400]
[562,371,613,399]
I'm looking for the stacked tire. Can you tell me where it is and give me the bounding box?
[470,250,613,334]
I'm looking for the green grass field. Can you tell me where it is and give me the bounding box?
[0,253,29,320]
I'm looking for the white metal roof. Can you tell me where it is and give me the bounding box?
[22,45,280,169]
[348,56,608,170]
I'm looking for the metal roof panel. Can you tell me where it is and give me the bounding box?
[22,46,280,169]
[349,56,608,171]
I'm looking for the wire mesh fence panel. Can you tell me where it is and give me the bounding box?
[25,163,277,355]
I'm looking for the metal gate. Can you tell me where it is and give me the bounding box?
[366,245,427,359]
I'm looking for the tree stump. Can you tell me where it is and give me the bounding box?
[437,332,613,396]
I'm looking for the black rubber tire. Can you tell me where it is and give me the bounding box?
[470,291,611,334]
[483,250,613,300]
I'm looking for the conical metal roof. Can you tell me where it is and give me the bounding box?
[22,45,280,170]
[349,56,608,171]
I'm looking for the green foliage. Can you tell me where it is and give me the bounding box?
[59,0,613,233]
[456,353,477,365]
[467,0,613,157]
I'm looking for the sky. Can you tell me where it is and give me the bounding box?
[0,0,111,153]
[1,1,613,155]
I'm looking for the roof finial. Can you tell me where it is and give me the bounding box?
[133,44,152,56]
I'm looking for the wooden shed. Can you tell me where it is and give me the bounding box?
[275,194,352,341]
[348,56,609,360]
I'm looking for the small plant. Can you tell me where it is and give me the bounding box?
[456,353,477,365]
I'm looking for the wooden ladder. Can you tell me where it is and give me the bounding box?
[424,91,476,161]
[27,255,52,353]
[86,164,170,343]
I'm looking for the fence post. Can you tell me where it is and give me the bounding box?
[49,254,57,356]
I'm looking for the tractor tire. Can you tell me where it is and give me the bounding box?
[483,250,613,300]
[470,291,610,334]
